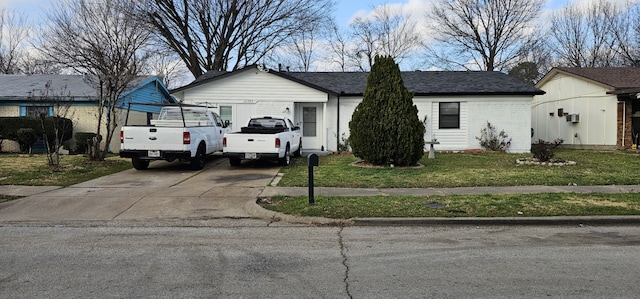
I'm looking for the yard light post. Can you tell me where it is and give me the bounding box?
[307,153,319,205]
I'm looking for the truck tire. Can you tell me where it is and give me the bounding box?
[132,157,149,170]
[229,158,241,166]
[190,145,206,170]
[278,146,291,166]
[293,139,302,157]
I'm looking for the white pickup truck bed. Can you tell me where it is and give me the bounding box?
[222,116,302,166]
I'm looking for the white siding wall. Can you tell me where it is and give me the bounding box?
[465,97,532,153]
[430,100,468,150]
[330,95,532,153]
[174,70,325,132]
[176,70,327,103]
[533,73,618,146]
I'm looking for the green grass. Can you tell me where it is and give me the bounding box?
[0,154,132,187]
[265,193,640,218]
[279,150,640,188]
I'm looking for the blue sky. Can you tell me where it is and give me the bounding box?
[1,0,391,27]
[2,0,609,27]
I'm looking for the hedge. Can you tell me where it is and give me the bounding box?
[0,116,73,150]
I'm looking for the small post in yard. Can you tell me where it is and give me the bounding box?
[307,153,319,205]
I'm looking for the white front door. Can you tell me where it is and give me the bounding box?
[298,103,323,150]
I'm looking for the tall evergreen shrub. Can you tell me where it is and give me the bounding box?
[349,55,425,166]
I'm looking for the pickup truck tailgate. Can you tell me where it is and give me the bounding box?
[121,126,188,151]
[224,134,278,153]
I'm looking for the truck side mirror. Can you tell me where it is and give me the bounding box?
[224,120,230,128]
[293,126,300,131]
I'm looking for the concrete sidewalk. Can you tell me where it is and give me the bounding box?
[259,184,640,197]
[2,176,640,226]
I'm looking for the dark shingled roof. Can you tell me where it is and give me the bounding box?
[552,67,640,94]
[282,71,543,96]
[173,65,544,96]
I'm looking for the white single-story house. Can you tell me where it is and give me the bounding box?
[533,67,640,149]
[0,74,175,153]
[171,65,544,153]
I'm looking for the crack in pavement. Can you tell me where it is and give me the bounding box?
[338,226,352,299]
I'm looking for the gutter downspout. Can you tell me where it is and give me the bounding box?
[621,100,626,147]
[337,93,341,152]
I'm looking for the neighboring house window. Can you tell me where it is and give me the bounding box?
[22,106,53,117]
[220,106,232,125]
[439,102,460,129]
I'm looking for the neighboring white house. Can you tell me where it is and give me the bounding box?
[533,67,640,149]
[171,65,544,153]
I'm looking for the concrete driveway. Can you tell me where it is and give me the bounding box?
[0,157,279,222]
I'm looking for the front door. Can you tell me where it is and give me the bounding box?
[298,103,323,150]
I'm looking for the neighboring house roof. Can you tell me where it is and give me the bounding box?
[537,67,640,95]
[0,74,98,100]
[172,65,545,96]
[0,74,175,103]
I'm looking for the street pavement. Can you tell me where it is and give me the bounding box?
[1,156,640,226]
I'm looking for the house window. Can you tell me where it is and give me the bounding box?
[439,102,460,129]
[25,106,53,117]
[220,106,232,125]
[303,107,317,136]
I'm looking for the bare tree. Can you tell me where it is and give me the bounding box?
[548,0,621,67]
[610,2,640,66]
[19,52,63,75]
[138,0,334,77]
[39,0,150,160]
[30,81,74,168]
[0,8,29,74]
[426,0,545,71]
[265,15,334,72]
[143,47,192,89]
[349,6,421,71]
[327,24,351,72]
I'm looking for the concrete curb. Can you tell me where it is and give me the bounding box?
[351,216,640,226]
[244,199,350,226]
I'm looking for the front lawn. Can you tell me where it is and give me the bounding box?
[0,154,132,187]
[266,193,640,218]
[279,150,640,188]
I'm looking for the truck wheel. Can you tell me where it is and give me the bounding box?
[229,158,241,166]
[132,158,149,170]
[293,139,302,157]
[278,146,290,166]
[190,146,206,170]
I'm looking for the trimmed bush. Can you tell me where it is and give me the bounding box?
[0,117,73,151]
[531,138,564,162]
[75,132,101,154]
[349,55,425,166]
[16,128,38,153]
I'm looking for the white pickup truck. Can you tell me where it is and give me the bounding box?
[223,116,302,166]
[120,105,230,170]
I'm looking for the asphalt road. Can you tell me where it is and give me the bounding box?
[1,222,639,298]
